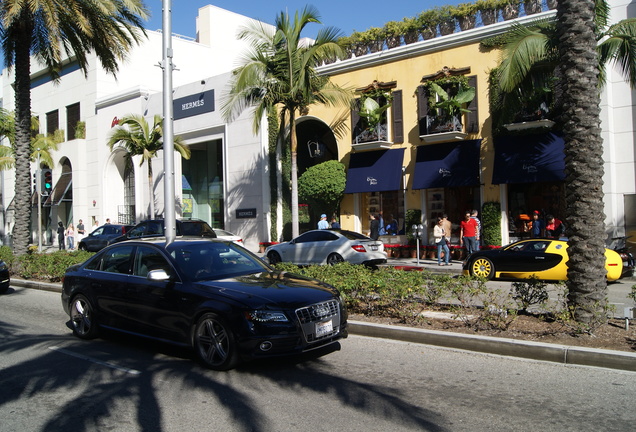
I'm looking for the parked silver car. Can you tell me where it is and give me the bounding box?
[265,229,386,266]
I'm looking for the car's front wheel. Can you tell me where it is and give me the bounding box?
[469,257,495,280]
[70,294,99,339]
[327,253,344,265]
[78,243,87,251]
[193,313,238,371]
[267,251,282,265]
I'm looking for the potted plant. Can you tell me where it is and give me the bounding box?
[436,6,456,36]
[402,16,420,44]
[361,27,384,53]
[475,0,499,25]
[451,3,479,31]
[337,35,354,60]
[524,0,543,15]
[416,10,439,40]
[74,120,86,139]
[350,31,368,57]
[426,80,475,133]
[498,0,521,20]
[383,21,403,49]
[356,90,392,142]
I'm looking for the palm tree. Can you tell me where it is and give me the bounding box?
[495,0,636,100]
[0,0,148,255]
[556,0,609,328]
[107,114,191,220]
[222,6,351,238]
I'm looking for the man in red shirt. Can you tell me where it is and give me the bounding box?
[460,211,479,255]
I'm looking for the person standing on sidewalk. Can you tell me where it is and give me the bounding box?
[434,217,451,266]
[57,222,66,250]
[460,211,479,255]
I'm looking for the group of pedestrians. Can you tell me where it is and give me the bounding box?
[56,219,86,250]
[432,211,481,266]
[524,210,565,238]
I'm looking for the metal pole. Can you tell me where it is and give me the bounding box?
[162,0,176,245]
[36,153,42,252]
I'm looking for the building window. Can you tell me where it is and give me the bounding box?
[46,110,59,135]
[66,103,81,140]
[350,80,402,145]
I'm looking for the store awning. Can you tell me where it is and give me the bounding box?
[492,133,565,184]
[412,140,481,189]
[44,172,72,206]
[344,148,405,193]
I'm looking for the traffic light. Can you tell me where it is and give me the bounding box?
[41,169,53,195]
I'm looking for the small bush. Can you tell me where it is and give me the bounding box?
[512,276,549,312]
[13,250,93,282]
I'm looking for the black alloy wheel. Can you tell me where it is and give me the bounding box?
[267,251,282,265]
[193,313,238,370]
[327,253,344,265]
[70,294,99,339]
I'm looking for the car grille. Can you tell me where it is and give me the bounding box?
[295,300,341,343]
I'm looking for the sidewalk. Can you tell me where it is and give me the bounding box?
[11,277,636,372]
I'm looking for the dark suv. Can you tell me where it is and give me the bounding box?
[113,219,217,242]
[78,224,133,252]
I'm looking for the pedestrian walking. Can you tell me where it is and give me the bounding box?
[460,211,479,255]
[66,223,75,250]
[434,217,451,266]
[57,222,65,250]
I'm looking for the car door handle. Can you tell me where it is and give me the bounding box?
[535,256,545,259]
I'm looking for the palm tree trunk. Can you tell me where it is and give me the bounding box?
[148,162,155,219]
[290,110,300,238]
[557,0,608,326]
[12,23,35,255]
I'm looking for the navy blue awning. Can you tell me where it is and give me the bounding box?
[344,148,405,193]
[412,140,481,189]
[492,133,565,184]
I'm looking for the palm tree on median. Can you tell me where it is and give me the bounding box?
[222,6,352,238]
[0,0,148,255]
[108,114,191,220]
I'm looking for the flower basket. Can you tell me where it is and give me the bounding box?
[501,3,520,20]
[427,246,437,259]
[480,9,498,25]
[524,0,542,15]
[401,246,412,258]
[458,15,476,31]
[410,247,419,258]
[403,31,419,44]
[439,19,456,36]
[420,27,436,40]
[386,35,401,49]
[523,0,543,15]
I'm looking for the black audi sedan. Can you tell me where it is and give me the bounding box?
[61,239,347,370]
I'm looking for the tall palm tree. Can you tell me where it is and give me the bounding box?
[222,6,351,238]
[496,0,636,96]
[0,0,148,255]
[557,0,608,328]
[107,114,191,220]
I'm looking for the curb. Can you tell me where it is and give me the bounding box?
[13,279,636,372]
[349,320,636,372]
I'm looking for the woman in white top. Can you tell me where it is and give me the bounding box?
[433,217,451,266]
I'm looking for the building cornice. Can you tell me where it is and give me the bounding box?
[317,11,556,76]
[95,86,152,109]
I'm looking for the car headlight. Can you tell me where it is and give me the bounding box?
[245,310,289,323]
[0,262,7,271]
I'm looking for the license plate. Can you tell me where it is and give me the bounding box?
[315,319,333,337]
[370,245,378,251]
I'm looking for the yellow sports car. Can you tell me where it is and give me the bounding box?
[463,239,623,281]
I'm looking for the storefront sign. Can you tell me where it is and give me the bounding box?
[173,89,215,120]
[236,208,257,219]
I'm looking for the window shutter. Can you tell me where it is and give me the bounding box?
[351,98,362,143]
[416,86,428,136]
[46,110,59,135]
[466,75,479,133]
[391,90,404,143]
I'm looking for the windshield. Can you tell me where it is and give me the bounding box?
[169,241,268,281]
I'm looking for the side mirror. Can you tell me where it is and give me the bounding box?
[147,269,170,282]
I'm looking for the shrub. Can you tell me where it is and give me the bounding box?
[13,250,93,282]
[481,201,502,246]
[512,276,549,312]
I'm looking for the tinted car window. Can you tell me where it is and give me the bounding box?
[134,246,171,277]
[101,245,135,274]
[294,231,325,243]
[170,242,266,281]
[338,230,372,241]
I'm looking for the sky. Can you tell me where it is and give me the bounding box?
[143,0,464,39]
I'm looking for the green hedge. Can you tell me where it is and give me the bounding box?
[1,247,94,282]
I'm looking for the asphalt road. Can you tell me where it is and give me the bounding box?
[1,287,635,432]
